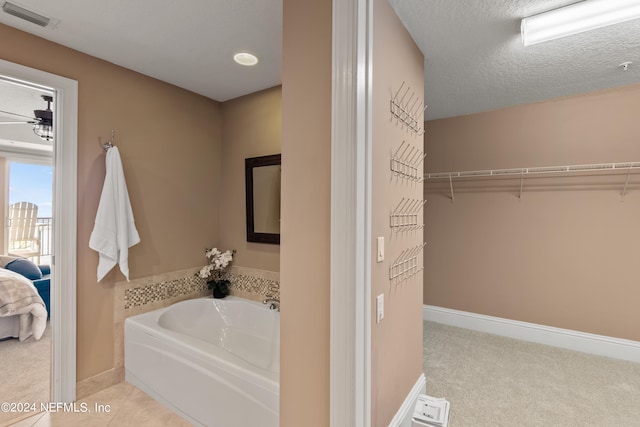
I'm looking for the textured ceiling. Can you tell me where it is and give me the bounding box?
[1,0,639,120]
[390,0,640,120]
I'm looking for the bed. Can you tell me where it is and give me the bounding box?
[0,264,47,341]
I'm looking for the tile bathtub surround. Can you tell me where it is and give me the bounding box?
[124,274,207,310]
[114,267,208,322]
[123,269,279,309]
[226,265,280,300]
[107,265,280,397]
[77,266,282,403]
[115,265,280,316]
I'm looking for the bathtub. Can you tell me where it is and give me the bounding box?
[124,296,279,427]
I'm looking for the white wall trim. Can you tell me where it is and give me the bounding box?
[0,59,78,402]
[330,0,373,426]
[424,305,640,363]
[0,144,53,164]
[388,373,426,427]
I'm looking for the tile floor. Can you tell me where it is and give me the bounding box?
[6,382,189,427]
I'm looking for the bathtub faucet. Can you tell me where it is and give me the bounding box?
[262,298,280,312]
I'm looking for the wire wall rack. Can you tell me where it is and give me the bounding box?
[389,243,425,284]
[391,140,426,181]
[390,81,426,136]
[387,80,426,284]
[390,198,425,232]
[424,161,640,201]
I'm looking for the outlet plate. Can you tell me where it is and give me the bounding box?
[376,294,384,323]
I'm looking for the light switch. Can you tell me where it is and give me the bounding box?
[376,294,384,323]
[377,237,384,262]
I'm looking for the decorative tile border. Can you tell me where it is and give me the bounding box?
[124,274,206,309]
[121,266,280,310]
[227,269,279,299]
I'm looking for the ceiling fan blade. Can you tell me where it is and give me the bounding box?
[0,109,37,120]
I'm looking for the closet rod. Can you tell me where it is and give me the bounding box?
[424,161,640,180]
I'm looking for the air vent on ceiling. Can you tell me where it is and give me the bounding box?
[2,2,50,27]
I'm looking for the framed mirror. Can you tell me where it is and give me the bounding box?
[245,154,281,244]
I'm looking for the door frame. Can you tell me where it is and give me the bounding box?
[0,58,78,402]
[330,0,373,425]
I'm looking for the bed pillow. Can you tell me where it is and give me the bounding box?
[5,258,43,280]
[0,255,20,269]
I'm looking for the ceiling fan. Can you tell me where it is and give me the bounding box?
[0,94,54,141]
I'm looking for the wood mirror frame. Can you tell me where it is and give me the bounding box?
[245,154,281,244]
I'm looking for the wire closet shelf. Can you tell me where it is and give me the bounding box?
[424,161,640,180]
[423,161,640,200]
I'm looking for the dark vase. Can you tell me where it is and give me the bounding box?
[212,287,226,299]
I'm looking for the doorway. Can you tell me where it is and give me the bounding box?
[0,77,54,426]
[0,58,78,405]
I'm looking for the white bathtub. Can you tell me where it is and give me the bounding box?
[124,296,279,427]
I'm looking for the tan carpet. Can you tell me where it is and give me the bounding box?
[423,321,640,427]
[0,323,50,427]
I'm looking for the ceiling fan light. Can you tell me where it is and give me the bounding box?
[521,0,640,46]
[33,123,53,141]
[32,94,53,141]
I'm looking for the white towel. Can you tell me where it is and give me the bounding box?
[89,147,140,282]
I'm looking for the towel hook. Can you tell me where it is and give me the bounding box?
[101,130,115,152]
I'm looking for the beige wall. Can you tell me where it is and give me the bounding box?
[371,0,425,425]
[219,86,281,272]
[280,0,331,425]
[0,23,222,381]
[424,83,640,342]
[3,3,425,420]
[281,1,425,424]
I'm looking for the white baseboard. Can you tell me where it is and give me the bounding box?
[388,373,426,427]
[423,305,640,363]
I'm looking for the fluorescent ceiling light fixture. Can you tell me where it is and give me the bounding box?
[2,1,50,27]
[521,0,640,46]
[233,52,259,66]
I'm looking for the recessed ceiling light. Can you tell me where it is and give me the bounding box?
[233,52,259,66]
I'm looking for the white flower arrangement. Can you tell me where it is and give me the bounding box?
[199,247,235,298]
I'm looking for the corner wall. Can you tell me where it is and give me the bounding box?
[371,0,425,425]
[280,0,331,425]
[219,86,281,272]
[424,83,640,342]
[0,23,222,385]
